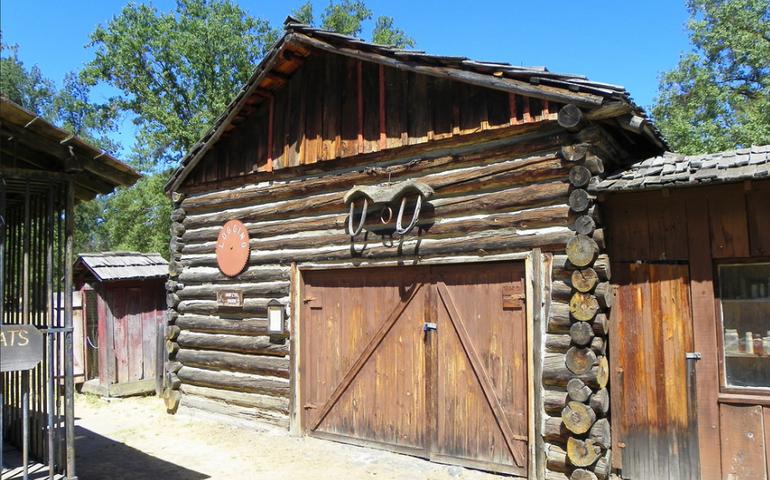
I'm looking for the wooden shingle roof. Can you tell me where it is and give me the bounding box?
[75,252,168,282]
[595,145,770,191]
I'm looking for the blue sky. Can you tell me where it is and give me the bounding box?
[2,0,693,156]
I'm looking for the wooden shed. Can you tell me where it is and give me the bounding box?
[74,252,168,397]
[162,19,667,479]
[596,147,770,480]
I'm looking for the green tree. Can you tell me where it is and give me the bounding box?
[0,37,55,114]
[372,16,415,48]
[82,0,278,169]
[293,1,414,48]
[653,0,770,154]
[101,173,172,256]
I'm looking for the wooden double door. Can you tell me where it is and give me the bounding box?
[300,263,529,475]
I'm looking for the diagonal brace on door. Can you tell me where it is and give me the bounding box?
[437,281,527,468]
[310,283,424,431]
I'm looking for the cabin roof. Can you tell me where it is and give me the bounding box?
[594,145,770,192]
[165,18,666,193]
[75,252,168,282]
[0,96,140,202]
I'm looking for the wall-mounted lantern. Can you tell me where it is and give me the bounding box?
[267,299,286,335]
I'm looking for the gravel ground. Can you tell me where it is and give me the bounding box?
[73,394,511,480]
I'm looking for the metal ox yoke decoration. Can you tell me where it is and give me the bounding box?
[0,324,44,372]
[344,180,434,239]
[216,219,250,277]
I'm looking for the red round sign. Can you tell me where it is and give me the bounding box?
[216,220,250,277]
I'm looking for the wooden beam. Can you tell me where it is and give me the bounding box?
[292,33,605,108]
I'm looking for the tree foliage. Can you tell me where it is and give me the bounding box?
[83,0,278,169]
[293,1,414,48]
[0,38,55,115]
[653,0,770,154]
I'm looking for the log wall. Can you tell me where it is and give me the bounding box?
[167,105,619,478]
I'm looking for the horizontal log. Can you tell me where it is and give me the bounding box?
[177,297,290,317]
[167,361,183,374]
[568,189,592,213]
[566,346,597,375]
[545,334,605,357]
[593,313,609,336]
[182,137,566,213]
[562,401,596,435]
[180,180,569,235]
[559,143,589,162]
[165,390,181,413]
[176,349,289,377]
[583,154,605,175]
[571,268,598,293]
[566,235,598,268]
[568,166,591,188]
[570,292,599,321]
[596,356,609,389]
[545,443,570,474]
[180,394,288,427]
[177,281,290,300]
[570,321,594,347]
[548,302,607,336]
[571,469,598,480]
[179,266,290,284]
[558,104,585,132]
[567,378,593,403]
[544,416,569,444]
[590,388,610,417]
[567,437,601,467]
[552,281,572,301]
[572,215,595,236]
[166,325,181,341]
[594,282,613,309]
[180,383,289,414]
[177,366,289,397]
[544,389,568,416]
[543,354,598,389]
[168,373,182,390]
[167,340,180,356]
[593,255,610,281]
[182,228,573,267]
[182,203,572,255]
[176,315,274,336]
[176,330,289,356]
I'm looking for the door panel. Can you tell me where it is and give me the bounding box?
[612,263,699,480]
[434,264,528,474]
[300,263,528,475]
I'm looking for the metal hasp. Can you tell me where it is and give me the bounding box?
[685,352,702,360]
[344,180,434,237]
[423,322,437,332]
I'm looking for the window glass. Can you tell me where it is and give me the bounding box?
[720,263,770,389]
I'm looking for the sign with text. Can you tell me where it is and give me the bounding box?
[1,324,44,372]
[217,290,244,308]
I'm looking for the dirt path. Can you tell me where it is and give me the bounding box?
[73,394,511,480]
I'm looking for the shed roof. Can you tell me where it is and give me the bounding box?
[0,96,140,202]
[594,145,770,192]
[165,18,666,193]
[75,252,168,282]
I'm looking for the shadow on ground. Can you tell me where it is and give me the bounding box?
[2,428,209,480]
[74,425,209,480]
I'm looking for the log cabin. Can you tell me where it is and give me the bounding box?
[156,17,770,480]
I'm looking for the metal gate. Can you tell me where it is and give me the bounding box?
[1,175,78,479]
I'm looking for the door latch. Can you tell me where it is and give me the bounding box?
[423,322,437,332]
[685,352,702,360]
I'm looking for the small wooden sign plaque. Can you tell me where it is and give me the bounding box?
[1,324,44,372]
[217,290,244,308]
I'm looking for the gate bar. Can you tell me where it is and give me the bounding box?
[63,180,77,479]
[47,185,55,480]
[22,180,31,480]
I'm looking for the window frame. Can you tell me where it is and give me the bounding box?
[715,259,770,396]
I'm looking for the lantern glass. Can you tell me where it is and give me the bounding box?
[267,301,284,334]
